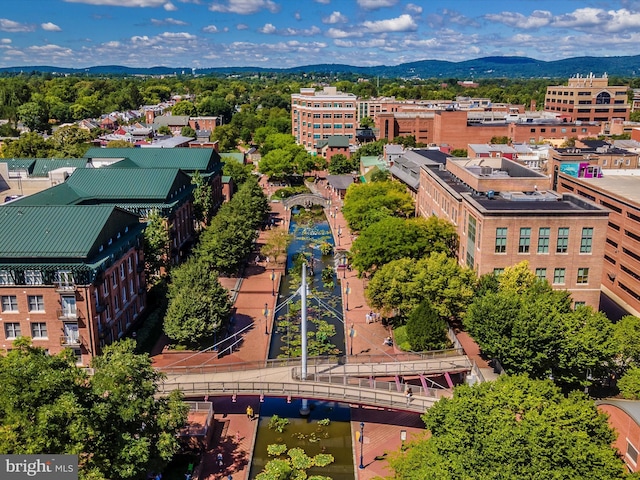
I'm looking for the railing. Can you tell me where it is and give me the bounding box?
[292,356,472,379]
[57,309,79,319]
[155,349,464,375]
[158,380,437,413]
[60,335,81,346]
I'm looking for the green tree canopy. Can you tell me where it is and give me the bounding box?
[0,338,188,480]
[351,216,458,275]
[365,252,476,320]
[406,300,450,351]
[613,315,640,368]
[191,171,213,226]
[342,181,414,232]
[164,257,232,347]
[327,153,358,175]
[465,267,617,386]
[388,375,626,480]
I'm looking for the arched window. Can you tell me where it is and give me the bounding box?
[596,92,611,104]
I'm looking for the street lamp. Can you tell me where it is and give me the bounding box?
[400,430,407,450]
[345,282,350,311]
[585,368,593,395]
[349,323,355,356]
[359,422,365,469]
[270,269,275,296]
[263,303,269,335]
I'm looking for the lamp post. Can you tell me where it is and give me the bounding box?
[359,422,365,469]
[334,206,338,230]
[343,253,347,279]
[345,282,350,311]
[349,323,355,356]
[585,368,593,395]
[263,303,269,335]
[400,429,407,450]
[270,269,275,296]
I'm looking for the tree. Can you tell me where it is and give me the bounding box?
[387,375,626,479]
[359,116,374,128]
[351,217,458,275]
[143,210,170,276]
[613,315,640,367]
[1,131,51,158]
[365,252,476,320]
[157,125,172,136]
[106,139,134,148]
[327,153,357,174]
[465,275,617,386]
[181,125,196,137]
[342,181,414,232]
[0,338,189,480]
[223,160,254,187]
[163,258,233,347]
[261,229,293,265]
[450,148,467,157]
[17,100,50,133]
[406,300,449,351]
[393,135,417,148]
[191,171,213,226]
[618,367,640,399]
[490,136,510,144]
[170,100,196,117]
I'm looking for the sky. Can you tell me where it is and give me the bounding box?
[2,0,640,69]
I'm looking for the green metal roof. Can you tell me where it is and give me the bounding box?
[66,167,191,200]
[221,175,232,183]
[220,152,245,164]
[10,183,85,206]
[84,147,221,173]
[0,205,140,259]
[360,156,384,168]
[0,158,36,173]
[31,158,88,177]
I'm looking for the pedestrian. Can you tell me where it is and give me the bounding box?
[246,405,253,420]
[405,386,413,405]
[217,452,223,469]
[365,313,371,324]
[255,254,260,264]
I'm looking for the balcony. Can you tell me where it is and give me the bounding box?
[59,335,81,346]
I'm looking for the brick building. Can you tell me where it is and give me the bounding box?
[544,73,630,122]
[417,157,610,308]
[291,87,357,151]
[0,205,146,365]
[598,400,640,473]
[555,171,640,318]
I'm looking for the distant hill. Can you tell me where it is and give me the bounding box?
[4,55,640,79]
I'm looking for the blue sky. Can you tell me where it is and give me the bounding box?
[2,0,640,69]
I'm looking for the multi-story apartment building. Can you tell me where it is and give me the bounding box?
[416,157,610,308]
[555,170,640,318]
[544,73,630,122]
[0,205,146,365]
[291,87,357,151]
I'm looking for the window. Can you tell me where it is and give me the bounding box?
[627,441,639,465]
[31,322,48,339]
[4,322,21,339]
[61,296,76,317]
[120,264,125,279]
[556,227,569,253]
[574,301,586,309]
[24,270,43,285]
[577,268,589,284]
[535,268,547,281]
[102,281,108,297]
[127,256,133,273]
[553,268,566,285]
[0,270,15,285]
[493,268,504,275]
[111,271,117,287]
[580,227,593,253]
[538,227,550,253]
[519,228,531,253]
[56,270,74,289]
[466,216,476,268]
[1,295,18,312]
[28,295,44,312]
[495,227,507,253]
[130,279,135,296]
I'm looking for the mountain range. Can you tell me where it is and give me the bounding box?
[3,55,640,79]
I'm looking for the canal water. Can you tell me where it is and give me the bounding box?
[251,207,355,478]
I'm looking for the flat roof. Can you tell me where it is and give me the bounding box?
[571,173,640,206]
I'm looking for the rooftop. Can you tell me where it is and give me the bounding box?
[565,171,640,206]
[84,147,221,174]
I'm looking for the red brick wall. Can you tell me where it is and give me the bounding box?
[598,404,640,472]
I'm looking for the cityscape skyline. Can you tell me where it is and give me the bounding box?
[2,0,640,69]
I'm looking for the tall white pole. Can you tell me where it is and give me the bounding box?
[301,263,308,381]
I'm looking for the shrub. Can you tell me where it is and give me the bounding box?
[406,300,450,351]
[618,367,640,399]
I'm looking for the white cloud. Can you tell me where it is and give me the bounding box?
[0,18,35,33]
[64,0,168,6]
[203,25,219,33]
[236,23,249,30]
[259,23,277,34]
[0,38,11,44]
[164,2,177,10]
[405,3,422,14]
[362,14,417,33]
[41,22,62,32]
[314,0,330,4]
[357,0,397,10]
[281,26,321,36]
[323,11,347,24]
[325,27,362,39]
[484,10,552,29]
[151,17,188,26]
[209,0,279,14]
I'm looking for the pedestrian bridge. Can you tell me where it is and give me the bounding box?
[282,193,330,209]
[156,352,477,413]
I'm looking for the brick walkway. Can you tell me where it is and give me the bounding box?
[152,174,427,479]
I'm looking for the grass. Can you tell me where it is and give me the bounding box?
[392,325,412,352]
